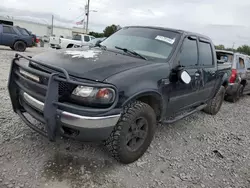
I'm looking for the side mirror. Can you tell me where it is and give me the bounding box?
[95,40,102,47]
[179,70,191,84]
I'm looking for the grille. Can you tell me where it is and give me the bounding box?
[28,63,76,97]
[58,82,76,96]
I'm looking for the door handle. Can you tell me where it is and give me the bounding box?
[195,73,200,77]
[209,71,215,76]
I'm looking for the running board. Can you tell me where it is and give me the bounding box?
[163,104,207,124]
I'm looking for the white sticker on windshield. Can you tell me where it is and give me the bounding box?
[155,35,175,44]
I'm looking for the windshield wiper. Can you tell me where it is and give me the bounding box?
[115,46,147,60]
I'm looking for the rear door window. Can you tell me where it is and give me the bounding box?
[72,35,81,41]
[246,57,250,70]
[3,26,16,34]
[237,57,245,70]
[199,41,213,66]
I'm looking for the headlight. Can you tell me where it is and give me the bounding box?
[71,86,115,105]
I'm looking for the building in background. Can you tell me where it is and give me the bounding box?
[0,16,88,39]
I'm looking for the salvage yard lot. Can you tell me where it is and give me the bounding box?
[0,46,250,188]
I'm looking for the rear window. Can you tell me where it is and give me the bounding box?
[72,35,81,41]
[216,51,234,64]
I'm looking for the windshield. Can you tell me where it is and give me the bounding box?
[101,27,179,60]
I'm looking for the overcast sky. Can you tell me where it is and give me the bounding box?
[1,0,250,47]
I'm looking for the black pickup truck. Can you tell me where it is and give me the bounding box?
[8,26,230,164]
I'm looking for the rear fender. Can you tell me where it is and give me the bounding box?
[213,72,229,98]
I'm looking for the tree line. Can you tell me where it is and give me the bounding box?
[89,24,121,38]
[215,44,250,56]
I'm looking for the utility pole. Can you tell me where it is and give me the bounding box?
[83,19,85,33]
[51,15,54,36]
[86,0,90,34]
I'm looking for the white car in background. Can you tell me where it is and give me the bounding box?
[74,37,107,48]
[49,34,95,49]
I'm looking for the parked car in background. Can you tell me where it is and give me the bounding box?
[0,24,33,51]
[8,26,230,164]
[42,35,49,43]
[15,27,39,46]
[49,34,95,49]
[49,35,61,49]
[216,50,250,102]
[74,37,106,48]
[15,26,37,45]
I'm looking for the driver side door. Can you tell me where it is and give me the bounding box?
[166,36,204,116]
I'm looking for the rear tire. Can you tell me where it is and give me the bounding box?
[105,101,156,164]
[225,84,244,103]
[10,46,15,50]
[203,86,225,115]
[14,41,26,52]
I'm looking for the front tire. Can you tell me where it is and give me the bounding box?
[203,86,225,115]
[105,101,156,164]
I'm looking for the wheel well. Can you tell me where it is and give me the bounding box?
[137,95,162,120]
[241,79,246,87]
[14,40,27,46]
[67,44,74,48]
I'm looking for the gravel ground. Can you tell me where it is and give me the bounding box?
[0,46,250,188]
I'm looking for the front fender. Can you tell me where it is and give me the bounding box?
[123,90,163,107]
[122,89,165,119]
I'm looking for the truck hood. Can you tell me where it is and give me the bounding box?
[32,48,151,81]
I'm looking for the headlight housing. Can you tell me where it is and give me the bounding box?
[71,86,115,105]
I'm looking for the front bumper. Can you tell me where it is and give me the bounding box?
[8,53,120,141]
[22,92,120,141]
[50,44,61,49]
